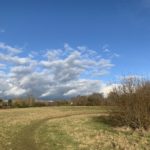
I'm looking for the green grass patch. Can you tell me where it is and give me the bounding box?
[35,121,79,150]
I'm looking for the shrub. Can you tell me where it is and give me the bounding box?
[87,93,104,106]
[0,99,3,108]
[109,77,150,130]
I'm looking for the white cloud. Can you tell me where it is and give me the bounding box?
[102,44,110,52]
[64,43,74,51]
[0,42,22,54]
[0,53,36,65]
[113,53,120,58]
[5,86,26,97]
[100,83,119,97]
[63,79,101,97]
[0,42,118,99]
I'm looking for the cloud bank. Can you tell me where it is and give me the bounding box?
[0,42,118,99]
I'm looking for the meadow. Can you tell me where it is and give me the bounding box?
[0,106,150,150]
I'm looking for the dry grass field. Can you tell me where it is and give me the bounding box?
[0,106,150,150]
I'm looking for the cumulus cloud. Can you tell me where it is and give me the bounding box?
[0,42,118,99]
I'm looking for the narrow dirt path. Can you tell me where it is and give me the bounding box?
[11,113,100,150]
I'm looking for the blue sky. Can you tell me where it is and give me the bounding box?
[0,0,150,99]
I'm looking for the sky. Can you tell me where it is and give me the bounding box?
[0,0,150,99]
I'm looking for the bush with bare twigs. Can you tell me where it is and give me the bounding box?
[108,77,150,130]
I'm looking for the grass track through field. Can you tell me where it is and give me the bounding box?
[11,112,101,150]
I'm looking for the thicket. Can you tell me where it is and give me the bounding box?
[108,77,150,130]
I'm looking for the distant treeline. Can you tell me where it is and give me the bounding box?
[0,97,49,108]
[0,93,110,108]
